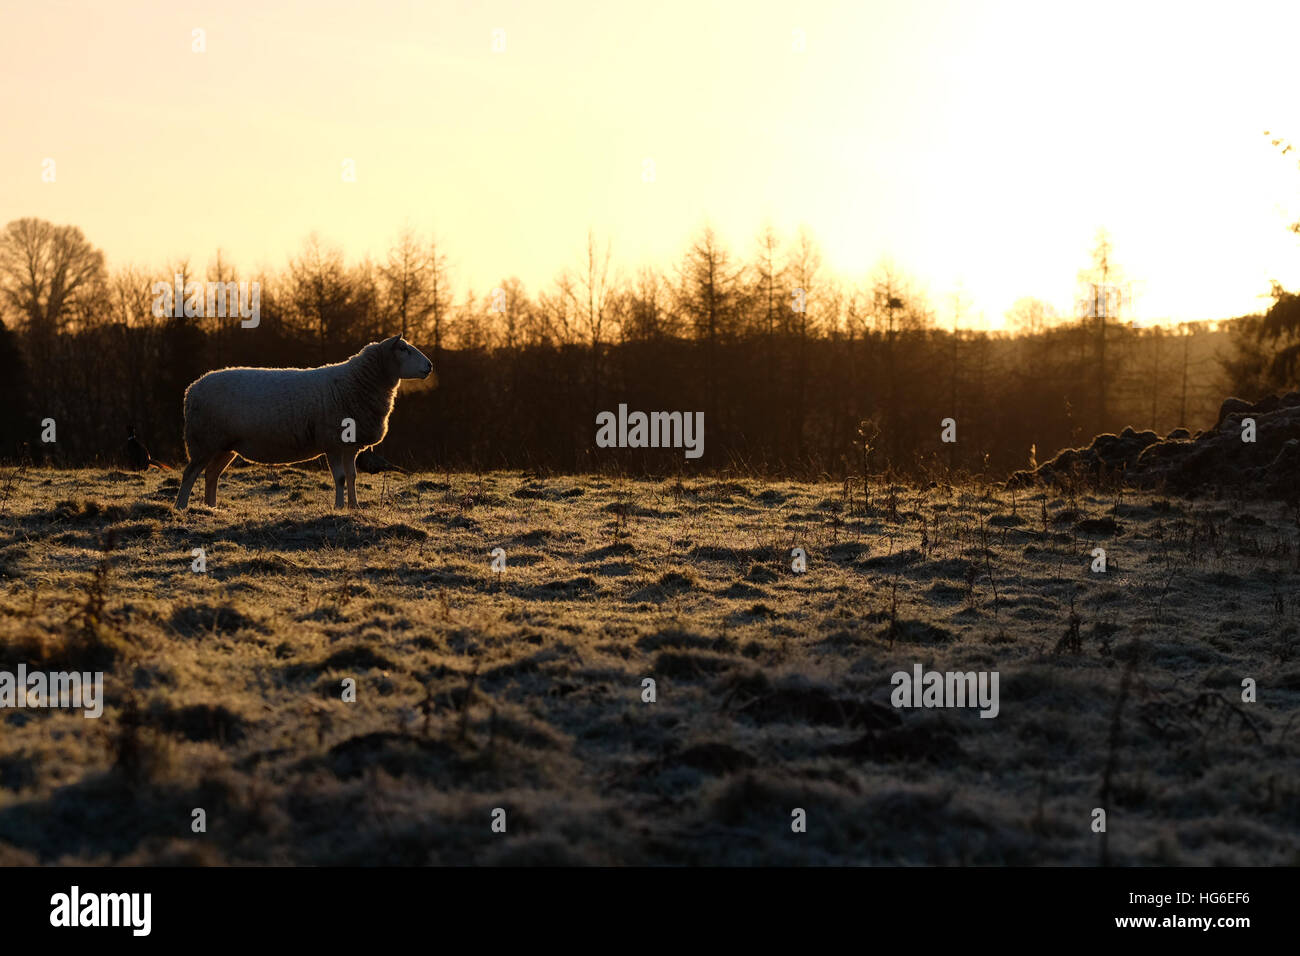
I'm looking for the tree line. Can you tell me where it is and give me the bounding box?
[0,217,1270,479]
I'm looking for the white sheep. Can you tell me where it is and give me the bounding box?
[173,335,433,510]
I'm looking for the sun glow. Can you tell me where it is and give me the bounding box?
[2,0,1298,327]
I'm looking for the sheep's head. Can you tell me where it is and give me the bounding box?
[384,335,435,383]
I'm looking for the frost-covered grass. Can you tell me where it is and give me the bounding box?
[0,465,1295,865]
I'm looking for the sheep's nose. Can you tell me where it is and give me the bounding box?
[424,363,433,378]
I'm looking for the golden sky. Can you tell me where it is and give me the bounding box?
[3,0,1299,327]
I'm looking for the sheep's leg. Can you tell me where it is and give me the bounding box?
[204,451,236,507]
[175,458,205,510]
[344,453,359,509]
[325,452,346,509]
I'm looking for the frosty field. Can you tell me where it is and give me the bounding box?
[0,466,1295,865]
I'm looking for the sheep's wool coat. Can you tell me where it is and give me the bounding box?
[183,341,405,465]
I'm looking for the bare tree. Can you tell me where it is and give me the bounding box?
[1077,229,1127,430]
[566,229,615,415]
[377,227,454,354]
[488,277,533,353]
[289,233,352,360]
[677,226,743,424]
[538,272,576,347]
[621,266,673,342]
[0,218,106,339]
[425,234,453,361]
[350,256,383,344]
[452,284,493,351]
[868,259,931,466]
[785,227,822,458]
[380,227,428,339]
[571,230,613,345]
[1005,297,1059,335]
[108,266,158,329]
[753,222,784,340]
[205,249,241,367]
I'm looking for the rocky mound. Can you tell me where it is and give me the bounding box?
[1008,392,1300,497]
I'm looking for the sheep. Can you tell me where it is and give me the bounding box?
[173,335,433,510]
